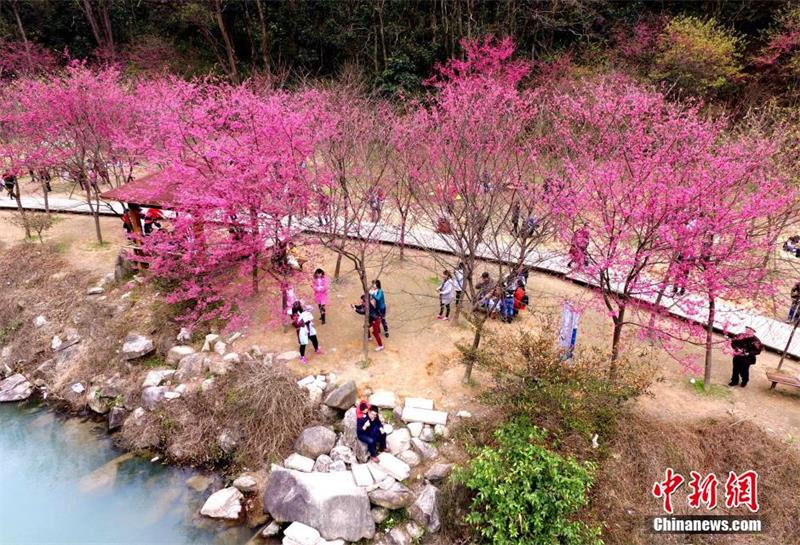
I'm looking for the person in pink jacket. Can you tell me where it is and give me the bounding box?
[312,268,329,324]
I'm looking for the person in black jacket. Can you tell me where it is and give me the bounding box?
[729,327,763,388]
[356,404,386,462]
[352,295,384,351]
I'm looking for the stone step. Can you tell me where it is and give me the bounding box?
[401,406,448,426]
[375,452,410,481]
[351,463,374,487]
[403,397,434,410]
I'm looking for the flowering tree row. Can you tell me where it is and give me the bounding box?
[0,39,795,381]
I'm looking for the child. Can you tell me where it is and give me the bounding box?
[312,268,329,325]
[454,263,465,307]
[353,295,384,351]
[513,279,527,315]
[291,301,320,364]
[501,275,516,323]
[437,270,455,320]
[371,280,388,337]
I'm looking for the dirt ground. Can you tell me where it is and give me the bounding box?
[4,211,799,449]
[0,210,124,275]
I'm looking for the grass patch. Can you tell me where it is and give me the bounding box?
[378,509,408,532]
[688,378,731,399]
[357,358,371,369]
[51,241,69,254]
[142,356,170,369]
[0,317,23,344]
[427,275,441,286]
[85,241,112,251]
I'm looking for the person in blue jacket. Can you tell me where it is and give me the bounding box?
[356,403,386,462]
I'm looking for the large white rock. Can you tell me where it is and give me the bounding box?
[351,463,374,487]
[367,481,415,509]
[376,452,410,481]
[411,438,438,461]
[263,466,375,542]
[401,406,448,426]
[282,522,320,545]
[407,422,423,438]
[141,386,167,409]
[121,334,154,360]
[33,315,48,328]
[368,390,397,409]
[142,369,175,388]
[386,428,412,455]
[201,334,220,352]
[166,345,195,365]
[213,341,227,356]
[404,397,434,410]
[0,374,33,402]
[409,484,441,532]
[222,352,240,364]
[398,449,421,467]
[294,426,337,459]
[200,487,244,520]
[233,475,258,493]
[323,380,357,410]
[284,453,315,473]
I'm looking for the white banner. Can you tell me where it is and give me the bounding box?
[559,301,581,360]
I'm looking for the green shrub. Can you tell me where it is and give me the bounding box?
[651,16,742,95]
[457,418,602,545]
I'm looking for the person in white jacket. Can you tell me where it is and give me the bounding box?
[290,302,320,363]
[454,262,465,307]
[437,270,455,320]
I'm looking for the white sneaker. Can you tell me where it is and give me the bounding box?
[375,346,385,352]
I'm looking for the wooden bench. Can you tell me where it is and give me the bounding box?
[766,370,800,391]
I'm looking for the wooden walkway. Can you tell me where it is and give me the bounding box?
[3,194,798,359]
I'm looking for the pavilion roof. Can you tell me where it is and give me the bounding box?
[100,171,181,209]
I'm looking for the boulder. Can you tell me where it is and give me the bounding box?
[166,345,195,365]
[424,463,452,483]
[107,407,126,431]
[70,383,86,395]
[284,453,315,473]
[282,522,320,545]
[401,406,447,426]
[367,390,396,409]
[371,506,389,524]
[455,410,472,418]
[200,487,244,520]
[313,454,332,473]
[411,438,438,461]
[375,452,411,481]
[223,352,240,364]
[409,484,440,532]
[86,386,110,414]
[263,466,375,542]
[51,330,81,352]
[329,460,347,472]
[367,481,414,509]
[208,355,233,376]
[260,520,281,538]
[330,445,356,466]
[0,374,33,402]
[323,380,357,410]
[141,386,167,409]
[174,353,210,382]
[201,334,220,352]
[297,375,316,387]
[201,378,214,392]
[420,426,435,442]
[121,334,154,360]
[294,426,337,459]
[407,422,423,438]
[233,475,258,493]
[434,424,449,438]
[366,462,389,483]
[351,463,374,486]
[213,341,227,356]
[176,327,192,344]
[386,428,412,455]
[306,385,324,406]
[142,369,175,388]
[404,397,434,410]
[318,405,341,423]
[340,407,370,463]
[86,286,105,295]
[217,430,238,454]
[33,315,48,328]
[397,450,421,467]
[388,526,412,545]
[276,350,301,363]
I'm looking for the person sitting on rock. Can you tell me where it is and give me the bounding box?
[356,404,386,462]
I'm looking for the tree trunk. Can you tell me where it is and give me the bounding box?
[399,209,408,260]
[463,314,485,382]
[254,0,270,69]
[85,184,103,244]
[359,270,370,362]
[251,252,260,293]
[609,304,626,379]
[41,180,50,217]
[214,0,239,82]
[80,0,104,49]
[703,296,716,391]
[12,178,31,239]
[334,251,343,281]
[773,318,798,388]
[646,282,668,341]
[10,1,32,69]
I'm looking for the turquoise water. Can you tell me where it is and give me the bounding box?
[0,402,254,545]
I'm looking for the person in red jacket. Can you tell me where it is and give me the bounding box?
[513,279,527,315]
[143,207,164,235]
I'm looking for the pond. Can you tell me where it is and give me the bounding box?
[0,401,257,544]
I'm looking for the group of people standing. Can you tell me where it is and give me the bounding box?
[288,268,392,362]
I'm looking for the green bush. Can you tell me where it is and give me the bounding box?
[457,418,602,545]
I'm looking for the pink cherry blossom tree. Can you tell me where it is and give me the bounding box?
[139,82,319,329]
